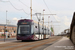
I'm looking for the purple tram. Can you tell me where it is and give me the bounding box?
[17,19,50,41]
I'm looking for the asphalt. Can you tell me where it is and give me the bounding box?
[44,37,75,50]
[0,38,17,44]
[0,36,54,44]
[0,36,74,50]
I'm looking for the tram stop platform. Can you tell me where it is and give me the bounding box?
[44,37,75,50]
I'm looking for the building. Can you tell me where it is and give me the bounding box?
[0,24,17,32]
[0,24,17,38]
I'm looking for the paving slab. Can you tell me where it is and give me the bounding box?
[44,37,75,50]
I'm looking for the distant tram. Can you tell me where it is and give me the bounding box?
[17,19,50,41]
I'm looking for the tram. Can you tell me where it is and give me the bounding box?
[17,19,50,41]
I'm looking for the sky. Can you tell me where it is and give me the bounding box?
[0,0,74,35]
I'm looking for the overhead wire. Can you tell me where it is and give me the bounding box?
[43,0,52,13]
[8,0,30,15]
[19,0,40,21]
[19,0,38,13]
[43,0,61,34]
[0,0,30,18]
[43,0,60,22]
[19,0,30,8]
[9,0,30,19]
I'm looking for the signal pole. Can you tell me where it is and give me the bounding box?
[30,0,32,20]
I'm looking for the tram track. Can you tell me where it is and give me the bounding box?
[23,37,61,50]
[0,41,29,48]
[0,36,62,50]
[6,38,53,50]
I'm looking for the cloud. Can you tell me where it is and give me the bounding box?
[64,22,70,26]
[13,17,19,22]
[64,16,70,26]
[62,16,71,26]
[54,16,60,22]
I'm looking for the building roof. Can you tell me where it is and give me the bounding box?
[0,24,17,27]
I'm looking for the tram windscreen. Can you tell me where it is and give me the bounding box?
[18,25,30,34]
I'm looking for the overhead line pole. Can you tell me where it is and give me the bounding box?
[43,9,45,39]
[30,0,32,20]
[43,9,45,34]
[48,17,49,27]
[32,13,56,34]
[42,13,56,36]
[51,21,54,36]
[48,16,50,34]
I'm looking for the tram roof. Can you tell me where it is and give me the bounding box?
[18,19,33,22]
[18,19,49,27]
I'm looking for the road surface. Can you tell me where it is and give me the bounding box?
[0,38,16,42]
[0,36,62,50]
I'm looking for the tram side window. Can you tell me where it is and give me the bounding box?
[42,28,43,30]
[35,26,37,28]
[31,25,33,34]
[45,29,47,30]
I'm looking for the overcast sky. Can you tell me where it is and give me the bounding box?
[0,0,74,35]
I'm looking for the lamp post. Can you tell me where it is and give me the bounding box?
[4,25,5,42]
[6,10,8,38]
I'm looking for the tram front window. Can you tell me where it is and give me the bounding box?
[18,25,30,34]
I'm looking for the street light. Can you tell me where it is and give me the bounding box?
[6,10,8,38]
[4,10,8,42]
